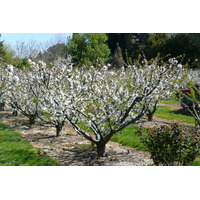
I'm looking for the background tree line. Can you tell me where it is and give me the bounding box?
[106,33,200,68]
[65,33,200,68]
[1,33,200,68]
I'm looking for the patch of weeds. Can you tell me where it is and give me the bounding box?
[65,132,74,136]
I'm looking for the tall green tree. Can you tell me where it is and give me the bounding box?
[141,33,170,59]
[66,33,110,66]
[107,33,131,64]
[0,34,6,62]
[107,33,151,66]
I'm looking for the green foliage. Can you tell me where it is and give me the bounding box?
[66,33,110,66]
[0,123,59,166]
[177,82,200,126]
[0,34,6,62]
[137,124,200,166]
[41,112,53,120]
[106,33,200,68]
[192,158,200,166]
[107,33,150,64]
[2,44,16,64]
[13,58,31,68]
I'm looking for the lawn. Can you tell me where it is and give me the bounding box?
[0,123,59,166]
[155,105,195,124]
[111,125,147,151]
[160,99,180,105]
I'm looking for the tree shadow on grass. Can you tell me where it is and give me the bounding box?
[171,108,193,116]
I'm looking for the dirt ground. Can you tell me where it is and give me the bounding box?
[0,103,195,166]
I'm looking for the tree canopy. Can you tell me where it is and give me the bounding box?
[106,33,200,68]
[0,34,6,62]
[66,33,110,66]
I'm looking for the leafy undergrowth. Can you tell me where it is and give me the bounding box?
[0,123,59,166]
[155,105,195,124]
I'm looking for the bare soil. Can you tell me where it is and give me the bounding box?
[0,103,195,166]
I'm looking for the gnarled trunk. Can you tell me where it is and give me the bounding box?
[29,115,37,125]
[96,142,106,157]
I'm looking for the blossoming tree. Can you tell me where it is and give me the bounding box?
[62,58,186,156]
[33,59,74,136]
[145,58,186,121]
[3,57,186,156]
[4,64,41,124]
[0,64,17,111]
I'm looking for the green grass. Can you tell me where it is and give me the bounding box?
[155,105,195,124]
[111,125,147,151]
[160,98,180,105]
[0,123,59,166]
[192,159,200,166]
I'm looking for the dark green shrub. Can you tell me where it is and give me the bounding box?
[137,124,200,166]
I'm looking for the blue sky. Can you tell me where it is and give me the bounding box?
[1,33,72,46]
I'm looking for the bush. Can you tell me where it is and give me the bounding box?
[137,124,200,166]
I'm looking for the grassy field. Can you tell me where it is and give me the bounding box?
[0,123,59,166]
[155,105,195,124]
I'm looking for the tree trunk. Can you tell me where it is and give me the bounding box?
[12,110,18,116]
[96,143,106,157]
[29,115,36,125]
[0,102,5,111]
[146,103,157,121]
[55,124,63,137]
[146,112,154,121]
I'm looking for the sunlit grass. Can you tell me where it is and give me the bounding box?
[155,105,195,124]
[111,125,147,151]
[160,98,180,105]
[0,123,59,166]
[192,158,200,166]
